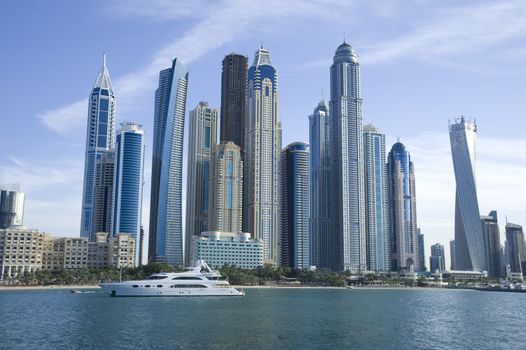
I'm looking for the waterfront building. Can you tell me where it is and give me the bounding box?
[505,223,525,275]
[0,184,24,229]
[480,211,502,278]
[387,142,418,271]
[244,47,281,265]
[430,243,446,272]
[90,151,114,241]
[449,117,486,271]
[281,142,310,269]
[208,142,243,234]
[194,231,263,269]
[450,240,456,270]
[80,54,116,239]
[329,41,366,272]
[185,102,218,265]
[0,226,46,279]
[363,124,389,272]
[417,229,425,271]
[220,53,247,152]
[309,99,331,269]
[148,58,189,266]
[112,122,145,266]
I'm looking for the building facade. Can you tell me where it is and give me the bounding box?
[430,243,446,272]
[481,211,502,278]
[194,231,263,269]
[280,142,310,269]
[185,102,218,265]
[0,226,46,279]
[80,54,116,239]
[387,142,418,271]
[148,58,189,266]
[220,53,247,152]
[309,100,331,269]
[90,150,115,241]
[208,142,243,234]
[0,185,24,229]
[505,223,525,275]
[450,240,456,270]
[329,42,366,272]
[113,122,145,266]
[363,124,389,272]
[449,117,486,271]
[244,47,281,265]
[417,229,425,272]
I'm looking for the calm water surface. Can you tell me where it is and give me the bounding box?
[0,288,524,349]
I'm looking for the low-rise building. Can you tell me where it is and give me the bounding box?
[1,227,135,280]
[194,231,263,269]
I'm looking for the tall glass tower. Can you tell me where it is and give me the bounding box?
[113,122,145,266]
[148,58,188,266]
[387,142,418,271]
[363,124,389,272]
[281,142,310,269]
[449,117,486,271]
[481,211,502,278]
[329,42,366,272]
[244,47,281,265]
[309,99,331,269]
[185,102,218,265]
[220,53,247,151]
[80,54,115,239]
[90,150,115,241]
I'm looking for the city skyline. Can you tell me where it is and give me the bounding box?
[1,1,526,268]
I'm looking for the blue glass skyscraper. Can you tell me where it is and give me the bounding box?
[148,58,188,266]
[80,54,115,239]
[329,42,366,272]
[113,122,145,266]
[363,124,389,272]
[387,142,419,271]
[281,142,310,269]
[309,99,331,269]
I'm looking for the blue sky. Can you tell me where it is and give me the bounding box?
[1,0,525,267]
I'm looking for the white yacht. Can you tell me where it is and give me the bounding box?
[99,260,244,297]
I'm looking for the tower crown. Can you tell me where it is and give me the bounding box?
[334,42,358,64]
[253,47,272,66]
[93,53,114,91]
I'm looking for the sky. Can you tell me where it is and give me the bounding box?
[1,0,525,269]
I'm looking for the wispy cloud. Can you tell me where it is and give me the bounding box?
[363,1,526,64]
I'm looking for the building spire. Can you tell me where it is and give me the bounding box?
[103,52,107,69]
[343,32,346,43]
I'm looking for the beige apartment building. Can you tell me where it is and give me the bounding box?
[1,226,135,280]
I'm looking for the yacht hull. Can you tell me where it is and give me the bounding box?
[99,283,244,297]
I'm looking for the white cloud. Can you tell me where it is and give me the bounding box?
[363,1,526,64]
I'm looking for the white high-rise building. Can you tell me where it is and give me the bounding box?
[449,117,486,271]
[244,47,281,265]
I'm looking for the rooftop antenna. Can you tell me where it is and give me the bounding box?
[321,88,324,99]
[103,52,107,69]
[343,32,346,43]
[397,137,401,143]
[260,41,263,49]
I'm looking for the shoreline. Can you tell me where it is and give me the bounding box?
[0,285,100,291]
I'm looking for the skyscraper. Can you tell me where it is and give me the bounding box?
[417,229,425,272]
[244,47,281,265]
[363,124,389,272]
[309,99,331,269]
[208,142,243,234]
[281,142,310,269]
[148,58,189,266]
[505,223,525,275]
[113,122,145,266]
[481,211,502,278]
[90,151,114,240]
[220,53,247,151]
[450,240,456,270]
[329,41,366,272]
[185,102,218,264]
[80,54,116,239]
[449,117,486,271]
[0,184,24,229]
[387,142,418,271]
[430,243,446,272]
